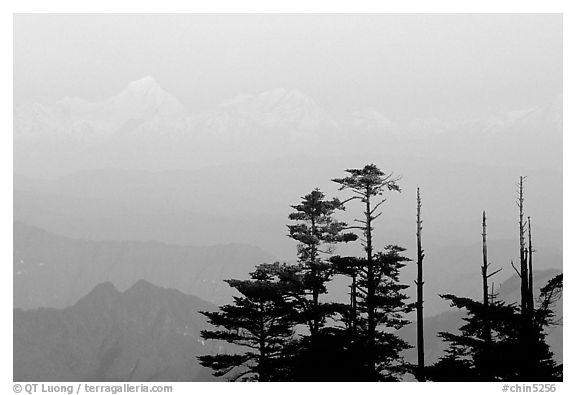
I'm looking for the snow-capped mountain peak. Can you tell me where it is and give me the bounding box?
[108,75,185,118]
[14,78,562,176]
[125,75,159,91]
[219,87,337,131]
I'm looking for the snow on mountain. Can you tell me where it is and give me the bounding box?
[106,76,186,120]
[345,108,396,132]
[15,79,339,148]
[195,88,339,146]
[13,76,562,176]
[14,76,186,144]
[220,88,337,130]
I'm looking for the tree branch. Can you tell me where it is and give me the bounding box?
[511,260,521,277]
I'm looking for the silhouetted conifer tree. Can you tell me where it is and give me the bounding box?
[331,164,412,381]
[328,248,413,381]
[330,256,363,335]
[429,178,561,382]
[286,188,356,337]
[198,263,297,381]
[427,274,562,381]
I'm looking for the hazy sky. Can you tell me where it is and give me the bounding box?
[14,14,562,120]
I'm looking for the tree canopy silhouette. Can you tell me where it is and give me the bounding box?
[198,263,297,381]
[427,274,562,382]
[331,164,412,381]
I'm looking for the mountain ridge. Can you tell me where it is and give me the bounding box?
[14,77,561,177]
[14,221,277,310]
[14,280,221,382]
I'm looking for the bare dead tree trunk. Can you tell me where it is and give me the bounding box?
[527,217,535,319]
[482,211,489,307]
[514,176,535,377]
[518,176,528,319]
[489,282,498,305]
[415,188,425,382]
[481,211,501,345]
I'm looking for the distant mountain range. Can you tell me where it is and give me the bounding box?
[14,222,276,310]
[14,220,562,317]
[14,152,562,317]
[14,76,561,177]
[14,280,220,381]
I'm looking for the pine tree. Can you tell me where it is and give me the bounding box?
[286,188,356,337]
[428,178,561,382]
[280,189,357,381]
[366,246,413,380]
[427,274,562,381]
[332,164,412,380]
[330,255,363,335]
[427,295,517,381]
[198,263,297,381]
[329,248,413,381]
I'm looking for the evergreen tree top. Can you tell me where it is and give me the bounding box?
[332,164,401,196]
